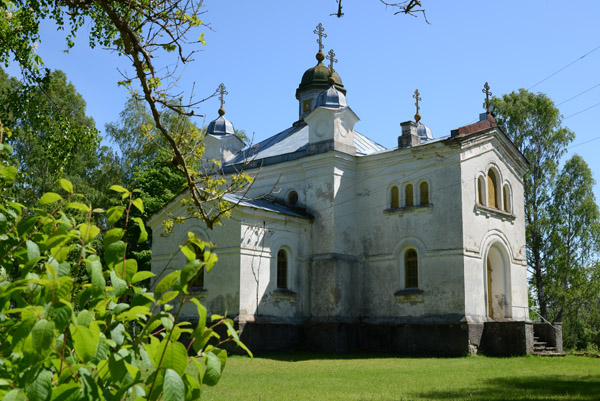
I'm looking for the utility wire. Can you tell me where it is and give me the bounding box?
[527,45,600,91]
[564,101,600,120]
[557,82,600,106]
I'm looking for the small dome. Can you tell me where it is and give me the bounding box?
[316,82,347,109]
[296,53,345,98]
[417,122,433,141]
[207,115,235,136]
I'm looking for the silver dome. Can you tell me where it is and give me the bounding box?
[316,84,347,109]
[207,115,235,136]
[417,121,433,141]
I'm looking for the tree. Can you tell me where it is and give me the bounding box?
[0,67,103,204]
[546,155,600,344]
[491,89,575,319]
[1,0,253,230]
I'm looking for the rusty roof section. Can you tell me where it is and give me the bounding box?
[451,113,497,137]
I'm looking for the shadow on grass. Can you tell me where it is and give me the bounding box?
[255,350,455,362]
[418,375,600,400]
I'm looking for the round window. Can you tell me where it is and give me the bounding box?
[288,191,299,206]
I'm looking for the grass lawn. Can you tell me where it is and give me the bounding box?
[195,353,600,401]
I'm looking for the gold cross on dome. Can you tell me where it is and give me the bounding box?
[217,83,228,108]
[314,23,327,51]
[482,82,492,114]
[413,89,422,122]
[326,49,338,73]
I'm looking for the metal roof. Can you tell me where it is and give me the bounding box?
[225,121,386,166]
[223,193,311,219]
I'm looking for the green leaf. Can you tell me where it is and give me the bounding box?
[163,369,185,401]
[115,258,138,283]
[179,243,195,262]
[86,255,105,298]
[2,389,26,401]
[117,305,150,322]
[103,228,124,247]
[59,179,73,194]
[0,165,18,184]
[157,341,188,375]
[76,310,95,327]
[79,223,100,242]
[26,369,52,401]
[110,270,127,297]
[66,202,91,212]
[223,319,252,357]
[31,319,55,353]
[26,240,40,261]
[49,382,79,401]
[104,240,126,269]
[70,325,99,363]
[131,270,155,284]
[49,303,72,332]
[158,291,179,305]
[39,192,62,205]
[109,185,129,193]
[155,270,181,300]
[132,217,147,243]
[203,351,222,386]
[177,259,202,291]
[132,198,144,214]
[110,323,126,346]
[106,206,125,225]
[190,298,207,334]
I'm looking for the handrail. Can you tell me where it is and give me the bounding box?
[513,305,559,330]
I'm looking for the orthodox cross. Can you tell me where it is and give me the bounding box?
[413,89,422,122]
[482,82,492,114]
[314,23,327,51]
[217,83,228,115]
[326,49,338,73]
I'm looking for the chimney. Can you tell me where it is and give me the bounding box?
[398,121,420,149]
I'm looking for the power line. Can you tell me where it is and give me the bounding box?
[557,82,600,106]
[564,101,600,120]
[527,45,600,91]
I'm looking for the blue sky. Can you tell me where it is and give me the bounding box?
[8,1,600,198]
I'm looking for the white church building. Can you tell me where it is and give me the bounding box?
[149,27,560,356]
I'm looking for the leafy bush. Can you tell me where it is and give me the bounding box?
[0,137,249,400]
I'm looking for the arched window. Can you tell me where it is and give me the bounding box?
[419,182,429,205]
[478,176,485,205]
[487,170,498,208]
[190,245,205,289]
[405,184,414,207]
[503,184,511,213]
[277,249,288,289]
[391,186,399,208]
[405,249,418,289]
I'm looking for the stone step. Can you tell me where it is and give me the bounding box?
[533,341,547,347]
[532,351,566,357]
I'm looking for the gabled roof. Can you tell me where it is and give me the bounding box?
[225,122,386,167]
[224,193,312,219]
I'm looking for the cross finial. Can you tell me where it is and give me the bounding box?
[217,83,228,116]
[314,23,327,52]
[413,89,422,122]
[326,49,338,73]
[482,82,492,114]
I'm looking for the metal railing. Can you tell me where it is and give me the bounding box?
[513,305,559,330]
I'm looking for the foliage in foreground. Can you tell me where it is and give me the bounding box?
[0,140,249,400]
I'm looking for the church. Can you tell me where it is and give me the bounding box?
[149,25,561,356]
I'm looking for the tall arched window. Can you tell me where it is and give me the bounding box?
[190,245,205,289]
[487,170,498,208]
[405,184,414,207]
[405,249,418,289]
[419,182,429,205]
[503,184,511,212]
[391,186,399,208]
[277,249,288,289]
[478,176,485,205]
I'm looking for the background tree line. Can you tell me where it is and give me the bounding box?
[492,91,600,350]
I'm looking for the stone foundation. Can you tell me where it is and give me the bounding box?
[237,320,536,356]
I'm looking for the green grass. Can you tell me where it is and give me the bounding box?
[196,353,600,401]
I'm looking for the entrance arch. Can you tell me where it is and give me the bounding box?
[485,243,511,320]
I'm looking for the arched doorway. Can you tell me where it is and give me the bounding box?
[486,243,511,320]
